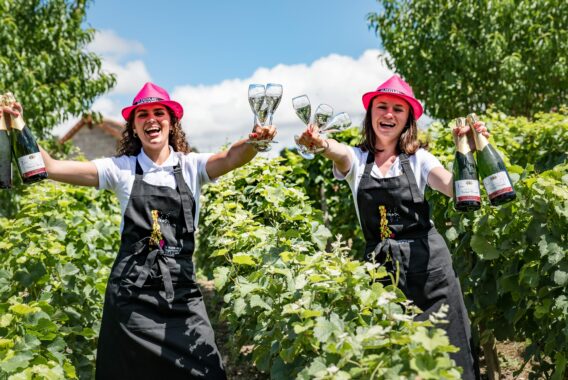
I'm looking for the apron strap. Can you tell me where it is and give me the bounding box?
[399,153,423,203]
[173,165,195,233]
[131,160,145,196]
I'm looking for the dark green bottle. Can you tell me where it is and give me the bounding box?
[0,96,12,189]
[452,117,481,211]
[5,93,48,184]
[467,113,516,206]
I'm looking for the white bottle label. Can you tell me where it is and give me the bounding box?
[18,153,46,178]
[455,180,481,202]
[482,171,513,199]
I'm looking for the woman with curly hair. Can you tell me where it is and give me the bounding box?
[5,82,275,379]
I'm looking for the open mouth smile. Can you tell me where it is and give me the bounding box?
[144,124,162,138]
[379,122,396,128]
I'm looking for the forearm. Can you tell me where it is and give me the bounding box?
[428,166,453,197]
[205,139,258,179]
[224,138,258,170]
[40,147,99,187]
[319,139,352,175]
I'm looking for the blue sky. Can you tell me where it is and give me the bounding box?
[58,0,400,153]
[86,0,381,87]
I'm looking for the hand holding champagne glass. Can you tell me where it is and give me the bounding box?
[310,112,352,153]
[293,95,353,158]
[247,83,281,152]
[292,95,315,159]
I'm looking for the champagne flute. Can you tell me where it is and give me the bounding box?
[292,95,315,159]
[256,83,282,150]
[265,83,283,125]
[300,104,334,155]
[313,104,334,130]
[247,84,271,152]
[248,84,266,126]
[311,112,352,153]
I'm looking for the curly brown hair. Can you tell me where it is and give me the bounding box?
[116,107,191,156]
[358,97,426,155]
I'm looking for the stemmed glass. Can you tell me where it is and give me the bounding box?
[265,83,283,125]
[311,112,352,153]
[248,84,266,126]
[247,83,281,152]
[292,95,315,159]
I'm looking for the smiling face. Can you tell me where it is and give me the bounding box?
[132,104,171,153]
[370,94,410,144]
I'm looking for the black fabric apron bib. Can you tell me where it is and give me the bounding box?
[96,161,226,380]
[356,152,479,380]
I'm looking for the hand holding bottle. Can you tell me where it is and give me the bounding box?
[451,117,489,151]
[2,93,48,184]
[466,113,516,206]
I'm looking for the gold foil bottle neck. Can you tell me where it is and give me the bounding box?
[1,92,25,131]
[453,117,470,154]
[465,113,479,126]
[3,92,16,105]
[466,113,488,150]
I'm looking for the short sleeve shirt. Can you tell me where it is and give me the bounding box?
[333,146,443,223]
[93,147,213,232]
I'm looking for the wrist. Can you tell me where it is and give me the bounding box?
[320,139,330,153]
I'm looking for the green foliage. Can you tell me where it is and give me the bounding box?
[280,128,365,255]
[0,0,116,138]
[196,156,461,379]
[0,181,120,379]
[368,0,568,119]
[426,109,568,378]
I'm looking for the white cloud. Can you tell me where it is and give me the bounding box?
[102,59,152,95]
[88,30,145,60]
[57,47,428,156]
[173,49,394,153]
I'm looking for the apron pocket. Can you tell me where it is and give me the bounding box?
[405,266,450,312]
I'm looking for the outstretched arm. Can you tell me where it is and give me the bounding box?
[205,124,276,179]
[3,102,99,187]
[39,147,99,187]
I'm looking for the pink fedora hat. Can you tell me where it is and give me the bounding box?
[121,82,184,121]
[362,75,423,120]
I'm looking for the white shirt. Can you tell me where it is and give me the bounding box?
[93,147,214,232]
[333,146,443,223]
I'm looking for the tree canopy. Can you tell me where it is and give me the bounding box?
[368,0,568,120]
[0,0,115,137]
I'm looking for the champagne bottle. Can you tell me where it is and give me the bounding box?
[452,117,481,211]
[467,113,516,206]
[4,93,48,184]
[0,95,12,189]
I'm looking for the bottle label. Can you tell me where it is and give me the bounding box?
[17,153,46,178]
[455,180,481,202]
[483,171,513,199]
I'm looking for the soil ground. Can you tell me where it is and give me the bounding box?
[199,279,536,380]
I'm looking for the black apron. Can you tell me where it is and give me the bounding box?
[96,160,226,380]
[357,152,479,380]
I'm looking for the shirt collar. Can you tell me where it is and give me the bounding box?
[137,146,179,173]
